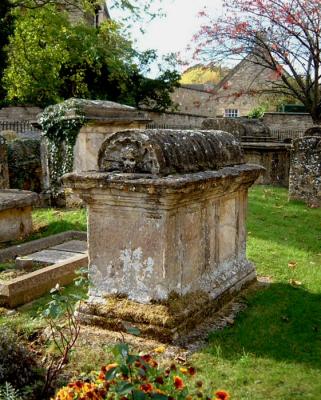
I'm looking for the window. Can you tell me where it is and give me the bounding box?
[224,109,239,118]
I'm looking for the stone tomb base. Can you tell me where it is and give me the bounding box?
[76,273,255,342]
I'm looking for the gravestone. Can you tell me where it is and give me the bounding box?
[289,135,321,207]
[0,136,9,189]
[63,129,263,341]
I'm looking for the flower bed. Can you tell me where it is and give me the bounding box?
[53,343,229,400]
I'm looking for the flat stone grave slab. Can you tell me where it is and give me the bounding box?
[15,240,87,269]
[51,240,87,254]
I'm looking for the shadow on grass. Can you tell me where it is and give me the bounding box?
[206,283,321,369]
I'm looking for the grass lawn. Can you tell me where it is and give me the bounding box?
[192,186,321,399]
[0,186,320,399]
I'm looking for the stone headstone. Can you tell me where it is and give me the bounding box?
[289,135,321,207]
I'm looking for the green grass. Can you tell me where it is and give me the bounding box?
[1,187,321,399]
[192,186,321,399]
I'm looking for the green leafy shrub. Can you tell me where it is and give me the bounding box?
[247,104,267,119]
[0,327,40,390]
[53,342,230,399]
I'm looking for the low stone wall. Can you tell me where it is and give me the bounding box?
[242,142,291,187]
[289,136,321,207]
[0,106,42,121]
[145,110,206,129]
[263,112,313,132]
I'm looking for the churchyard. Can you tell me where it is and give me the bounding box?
[1,1,321,399]
[0,186,320,399]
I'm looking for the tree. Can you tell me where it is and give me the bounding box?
[195,0,321,124]
[3,2,180,110]
[0,0,14,105]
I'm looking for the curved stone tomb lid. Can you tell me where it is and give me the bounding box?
[40,98,149,122]
[98,129,244,176]
[0,189,38,212]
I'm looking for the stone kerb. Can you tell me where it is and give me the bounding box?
[289,135,321,207]
[63,129,263,342]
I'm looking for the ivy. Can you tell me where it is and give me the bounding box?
[38,98,86,198]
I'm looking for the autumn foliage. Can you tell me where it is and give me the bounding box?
[195,0,321,123]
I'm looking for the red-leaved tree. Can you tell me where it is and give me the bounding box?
[195,0,321,124]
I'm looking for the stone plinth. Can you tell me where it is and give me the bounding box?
[0,190,38,242]
[0,136,9,189]
[289,136,321,207]
[63,129,263,341]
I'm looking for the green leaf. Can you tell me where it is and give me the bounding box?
[132,390,148,400]
[105,366,118,381]
[124,325,141,336]
[151,393,169,400]
[112,343,129,359]
[115,381,134,395]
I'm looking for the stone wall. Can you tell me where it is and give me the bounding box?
[145,110,206,128]
[263,112,313,132]
[289,136,321,207]
[242,143,291,187]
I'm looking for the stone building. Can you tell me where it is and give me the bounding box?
[173,54,281,118]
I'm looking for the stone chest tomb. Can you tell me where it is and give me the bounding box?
[64,129,263,341]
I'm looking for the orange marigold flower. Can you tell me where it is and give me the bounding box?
[179,367,188,375]
[140,383,154,393]
[215,390,230,400]
[188,367,196,376]
[173,376,185,390]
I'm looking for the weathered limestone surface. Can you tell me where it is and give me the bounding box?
[0,190,38,242]
[98,129,244,175]
[64,129,263,341]
[289,136,321,207]
[0,136,9,189]
[242,142,291,187]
